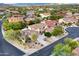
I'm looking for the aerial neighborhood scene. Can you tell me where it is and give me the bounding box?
[0,3,79,56]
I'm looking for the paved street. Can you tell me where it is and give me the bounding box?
[65,27,79,38]
[0,20,25,56]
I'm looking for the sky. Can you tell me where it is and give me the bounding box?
[0,0,79,4]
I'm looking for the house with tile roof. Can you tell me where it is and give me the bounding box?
[8,14,25,23]
[40,13,50,18]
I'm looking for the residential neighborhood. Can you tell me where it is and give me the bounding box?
[0,3,79,56]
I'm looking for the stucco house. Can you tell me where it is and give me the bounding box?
[74,13,79,22]
[28,23,46,34]
[21,28,39,43]
[0,8,5,15]
[41,20,58,27]
[21,28,39,36]
[59,17,78,24]
[40,13,50,18]
[63,16,78,23]
[8,14,25,23]
[41,20,58,32]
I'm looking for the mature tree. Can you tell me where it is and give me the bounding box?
[69,41,78,50]
[51,26,64,36]
[49,9,64,20]
[64,38,73,44]
[3,19,10,30]
[9,22,26,30]
[0,15,3,19]
[49,15,63,20]
[61,45,72,56]
[35,13,41,17]
[52,38,79,56]
[3,21,27,30]
[33,18,41,24]
[18,8,27,15]
[50,10,57,15]
[52,43,72,56]
[28,19,41,25]
[52,43,64,56]
[64,38,79,49]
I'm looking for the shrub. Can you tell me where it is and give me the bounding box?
[30,33,38,42]
[44,32,52,37]
[52,38,79,56]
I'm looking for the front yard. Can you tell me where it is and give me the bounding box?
[2,25,68,55]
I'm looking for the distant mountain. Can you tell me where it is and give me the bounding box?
[0,3,51,7]
[11,3,50,6]
[0,3,78,7]
[0,3,11,7]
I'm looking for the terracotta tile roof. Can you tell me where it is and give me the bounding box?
[64,16,78,23]
[41,20,57,27]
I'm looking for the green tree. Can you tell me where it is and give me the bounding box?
[44,32,52,37]
[18,8,27,15]
[0,15,3,19]
[52,43,72,56]
[35,13,41,17]
[52,38,79,56]
[3,21,27,30]
[28,19,41,25]
[49,15,63,20]
[61,45,72,56]
[64,38,73,44]
[52,43,64,56]
[69,41,78,50]
[51,26,64,36]
[33,18,41,24]
[10,22,26,30]
[5,29,20,40]
[64,38,78,50]
[3,19,10,30]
